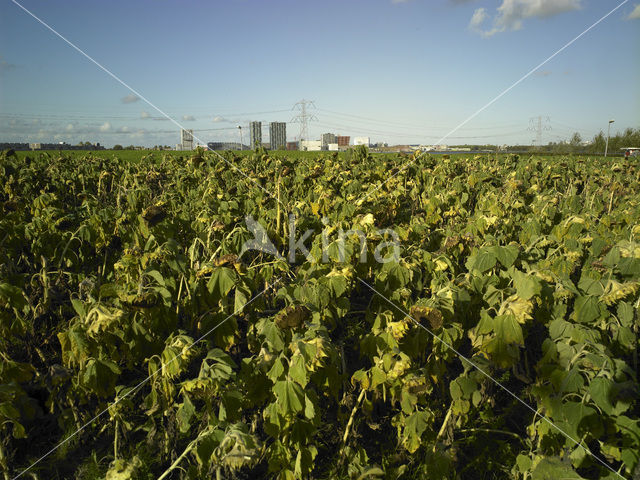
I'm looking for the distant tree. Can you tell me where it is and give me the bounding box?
[590,131,606,153]
[113,144,123,150]
[125,145,135,150]
[570,132,582,147]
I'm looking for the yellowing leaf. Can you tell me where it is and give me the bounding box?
[601,280,639,306]
[498,294,533,324]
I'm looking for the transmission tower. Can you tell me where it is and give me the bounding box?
[291,99,317,141]
[528,116,552,146]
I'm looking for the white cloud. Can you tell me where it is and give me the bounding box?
[469,8,488,29]
[65,123,74,132]
[99,122,112,132]
[627,4,640,19]
[470,0,582,37]
[140,111,151,119]
[212,116,228,123]
[121,94,139,104]
[182,114,196,121]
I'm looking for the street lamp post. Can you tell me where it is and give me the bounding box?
[604,119,614,158]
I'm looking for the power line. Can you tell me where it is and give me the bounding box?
[318,108,522,132]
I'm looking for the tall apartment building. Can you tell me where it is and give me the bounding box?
[180,129,194,150]
[321,133,338,146]
[249,121,262,149]
[269,122,287,150]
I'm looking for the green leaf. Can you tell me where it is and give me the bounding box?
[234,284,251,313]
[304,395,315,420]
[145,269,165,287]
[0,283,26,309]
[273,379,304,416]
[577,276,604,296]
[469,250,497,273]
[207,267,236,301]
[176,394,195,433]
[267,356,285,383]
[589,377,614,415]
[494,314,524,345]
[491,245,519,268]
[515,454,532,473]
[288,354,308,387]
[327,275,348,298]
[511,269,542,300]
[617,302,634,327]
[83,358,121,397]
[370,366,386,389]
[70,299,86,319]
[200,349,236,382]
[355,467,385,480]
[58,325,91,367]
[402,410,432,453]
[531,456,586,480]
[294,446,317,478]
[572,296,601,324]
[261,321,285,351]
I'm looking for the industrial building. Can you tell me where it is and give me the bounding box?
[269,122,286,150]
[249,121,262,149]
[353,137,370,147]
[321,133,337,146]
[300,140,322,151]
[286,141,298,151]
[337,136,350,147]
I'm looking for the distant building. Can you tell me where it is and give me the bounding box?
[286,141,298,151]
[327,143,339,151]
[337,136,350,147]
[1,142,104,151]
[321,133,337,146]
[353,137,370,147]
[207,141,244,151]
[249,121,262,149]
[269,122,286,150]
[180,129,194,150]
[300,140,322,151]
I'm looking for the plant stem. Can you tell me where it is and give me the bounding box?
[0,442,10,480]
[339,388,366,466]
[457,428,524,441]
[433,403,453,452]
[276,173,282,237]
[114,418,118,461]
[157,440,196,480]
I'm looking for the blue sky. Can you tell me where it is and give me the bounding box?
[1,0,638,147]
